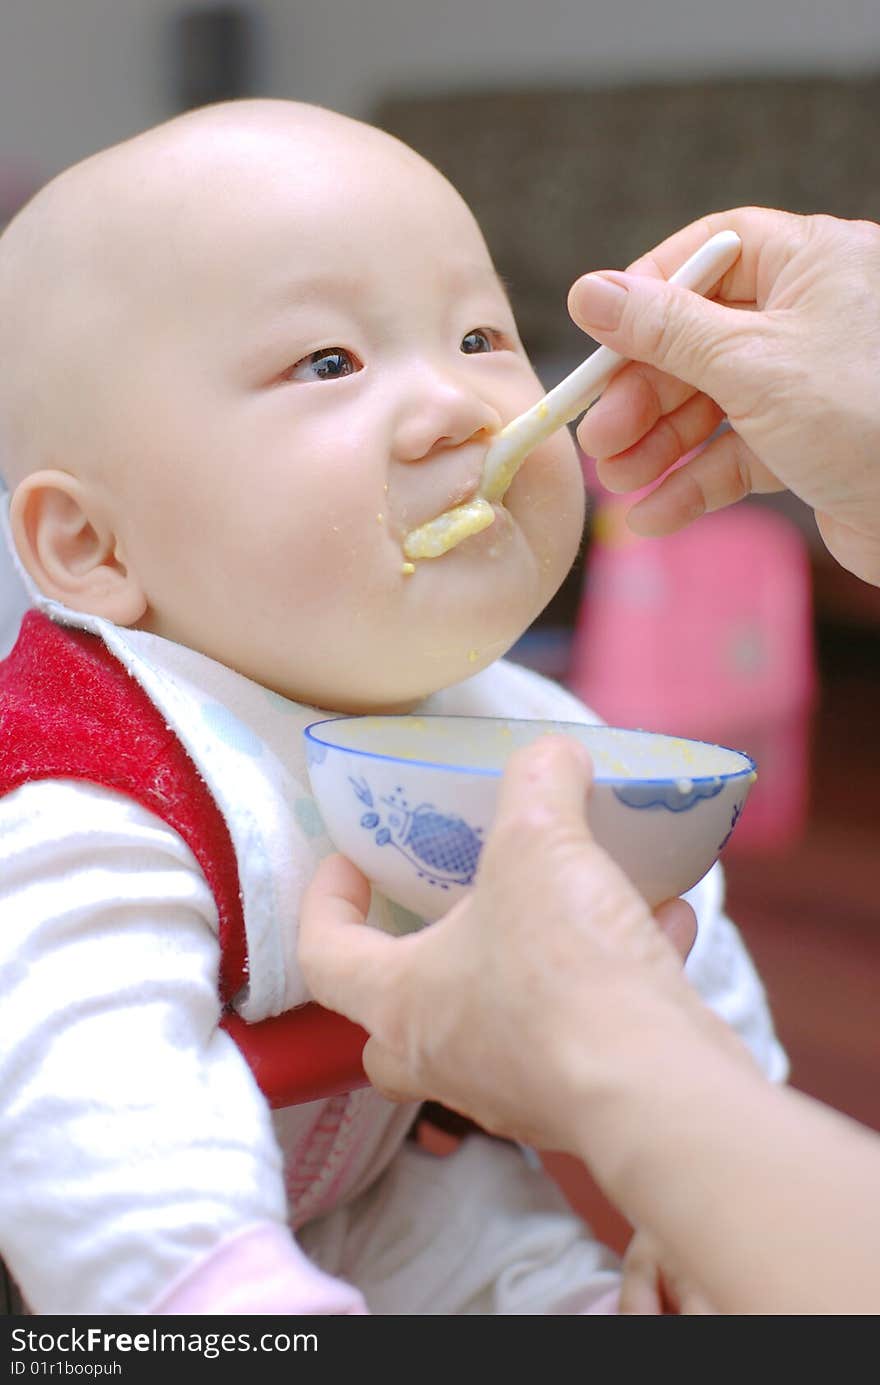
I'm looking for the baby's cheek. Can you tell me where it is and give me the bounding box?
[308,518,402,633]
[511,436,585,562]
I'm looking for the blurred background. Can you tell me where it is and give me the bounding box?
[1,0,878,1251]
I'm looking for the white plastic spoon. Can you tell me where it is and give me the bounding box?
[403,229,742,560]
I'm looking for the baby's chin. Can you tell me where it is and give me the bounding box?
[391,610,544,702]
[314,626,528,711]
[386,549,573,698]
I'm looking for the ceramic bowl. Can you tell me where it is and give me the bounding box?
[304,715,756,921]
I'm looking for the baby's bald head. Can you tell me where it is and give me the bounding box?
[0,99,423,494]
[0,95,579,711]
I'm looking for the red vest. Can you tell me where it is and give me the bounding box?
[0,611,367,1107]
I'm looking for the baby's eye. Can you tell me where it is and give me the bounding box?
[460,329,497,355]
[286,348,361,382]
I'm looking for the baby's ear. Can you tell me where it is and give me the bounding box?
[9,470,147,625]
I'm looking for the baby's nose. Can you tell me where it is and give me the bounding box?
[392,368,502,463]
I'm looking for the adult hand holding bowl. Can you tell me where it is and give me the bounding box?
[304,716,756,921]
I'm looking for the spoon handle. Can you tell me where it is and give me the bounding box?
[480,229,742,502]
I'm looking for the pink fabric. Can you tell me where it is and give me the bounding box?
[570,497,815,731]
[569,473,816,851]
[151,1223,368,1316]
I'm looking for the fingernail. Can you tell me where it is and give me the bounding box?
[571,273,629,331]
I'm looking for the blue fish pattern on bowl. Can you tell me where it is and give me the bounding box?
[349,776,483,891]
[613,779,724,812]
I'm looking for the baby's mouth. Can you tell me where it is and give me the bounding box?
[402,495,497,560]
[395,476,481,537]
[388,444,501,562]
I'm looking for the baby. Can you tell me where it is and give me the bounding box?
[0,511,27,658]
[0,99,786,1315]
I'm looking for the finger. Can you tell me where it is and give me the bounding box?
[491,735,595,843]
[568,271,754,407]
[622,206,804,305]
[577,361,699,461]
[572,210,779,454]
[660,1262,719,1315]
[624,429,784,536]
[676,1283,719,1315]
[359,1036,426,1105]
[571,212,754,307]
[815,510,880,587]
[619,1260,664,1315]
[298,853,397,1028]
[654,899,698,962]
[593,392,725,495]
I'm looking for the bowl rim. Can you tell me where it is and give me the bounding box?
[303,715,757,786]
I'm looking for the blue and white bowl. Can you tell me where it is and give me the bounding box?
[304,716,756,921]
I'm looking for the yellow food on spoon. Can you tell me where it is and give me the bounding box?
[400,231,742,563]
[402,496,495,559]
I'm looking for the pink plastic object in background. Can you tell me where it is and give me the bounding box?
[567,485,816,852]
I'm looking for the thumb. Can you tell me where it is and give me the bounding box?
[359,1035,427,1106]
[487,733,595,851]
[298,852,398,1031]
[567,270,755,406]
[654,897,698,963]
[815,510,880,588]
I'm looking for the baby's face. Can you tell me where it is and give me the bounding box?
[43,107,585,709]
